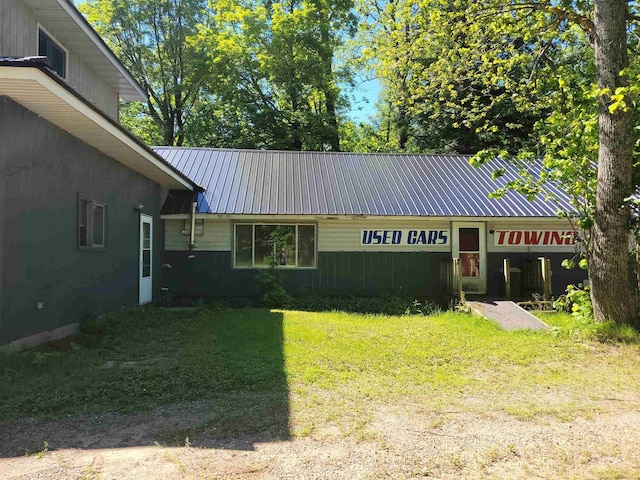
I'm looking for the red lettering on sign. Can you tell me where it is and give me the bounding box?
[524,231,542,245]
[508,231,522,245]
[496,230,578,246]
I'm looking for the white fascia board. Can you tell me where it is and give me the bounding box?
[56,0,147,101]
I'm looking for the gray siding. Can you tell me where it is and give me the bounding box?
[0,0,34,56]
[0,0,119,119]
[0,97,163,344]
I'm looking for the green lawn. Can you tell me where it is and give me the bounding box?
[1,307,639,440]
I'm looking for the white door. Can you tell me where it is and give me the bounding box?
[452,222,486,294]
[139,214,153,305]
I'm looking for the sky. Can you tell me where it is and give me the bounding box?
[349,78,381,122]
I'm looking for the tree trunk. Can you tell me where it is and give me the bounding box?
[320,26,340,152]
[397,101,409,150]
[590,0,636,323]
[324,87,340,151]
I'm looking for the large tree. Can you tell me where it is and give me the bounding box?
[193,0,354,150]
[81,0,209,146]
[357,0,638,322]
[590,0,636,323]
[459,0,638,323]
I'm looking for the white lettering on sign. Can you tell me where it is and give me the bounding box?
[361,229,449,246]
[494,230,577,247]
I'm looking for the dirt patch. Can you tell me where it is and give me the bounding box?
[1,400,639,479]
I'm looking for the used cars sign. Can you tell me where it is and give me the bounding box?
[361,229,449,246]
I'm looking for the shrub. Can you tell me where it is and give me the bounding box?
[254,264,292,308]
[553,284,593,321]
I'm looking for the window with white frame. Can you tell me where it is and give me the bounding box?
[38,27,66,78]
[79,196,106,250]
[234,224,316,268]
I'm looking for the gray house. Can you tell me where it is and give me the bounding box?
[0,0,199,345]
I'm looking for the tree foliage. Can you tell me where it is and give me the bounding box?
[81,0,209,146]
[193,0,355,150]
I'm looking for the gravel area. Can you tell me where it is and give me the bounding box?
[1,399,639,479]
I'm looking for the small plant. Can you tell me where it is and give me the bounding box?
[25,441,49,458]
[554,285,593,321]
[254,263,292,308]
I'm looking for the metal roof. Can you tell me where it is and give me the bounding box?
[155,147,575,217]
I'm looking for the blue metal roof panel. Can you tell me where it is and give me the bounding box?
[154,148,573,217]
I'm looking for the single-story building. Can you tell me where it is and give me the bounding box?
[156,148,588,301]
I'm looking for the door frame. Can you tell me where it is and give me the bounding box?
[139,214,153,305]
[451,221,487,294]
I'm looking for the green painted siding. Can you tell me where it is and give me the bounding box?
[162,251,450,299]
[0,97,163,344]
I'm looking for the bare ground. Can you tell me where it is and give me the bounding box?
[1,398,640,480]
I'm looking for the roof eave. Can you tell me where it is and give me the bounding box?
[0,64,198,191]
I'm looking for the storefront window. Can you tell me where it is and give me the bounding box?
[234,224,316,268]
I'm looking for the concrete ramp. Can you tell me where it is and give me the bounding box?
[466,300,550,331]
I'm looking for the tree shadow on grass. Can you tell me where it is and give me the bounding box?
[0,308,290,456]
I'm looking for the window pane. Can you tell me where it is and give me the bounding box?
[79,199,88,247]
[254,225,277,266]
[143,222,151,249]
[298,225,315,267]
[38,35,48,59]
[235,225,253,267]
[273,225,296,267]
[460,252,480,277]
[92,204,105,247]
[38,30,65,78]
[459,228,479,252]
[142,250,151,277]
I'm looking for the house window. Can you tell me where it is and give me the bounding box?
[38,27,66,78]
[79,197,106,250]
[234,224,316,268]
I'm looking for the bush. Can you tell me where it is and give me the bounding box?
[553,284,593,321]
[254,265,292,308]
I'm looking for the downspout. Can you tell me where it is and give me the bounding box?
[189,195,198,251]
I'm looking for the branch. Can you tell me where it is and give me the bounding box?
[545,6,594,34]
[470,3,594,34]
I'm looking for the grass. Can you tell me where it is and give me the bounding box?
[1,306,639,440]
